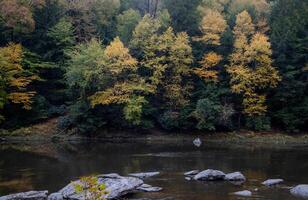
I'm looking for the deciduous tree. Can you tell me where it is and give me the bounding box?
[0,43,36,122]
[227,11,280,117]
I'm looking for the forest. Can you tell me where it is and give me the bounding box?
[0,0,307,134]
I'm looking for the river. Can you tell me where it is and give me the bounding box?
[0,139,308,199]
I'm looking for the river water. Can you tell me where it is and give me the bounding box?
[0,140,308,199]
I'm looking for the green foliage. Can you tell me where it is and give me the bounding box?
[47,18,75,61]
[116,9,141,44]
[123,95,147,125]
[66,39,107,98]
[245,115,271,131]
[163,0,201,35]
[269,0,308,132]
[159,111,180,130]
[192,98,221,131]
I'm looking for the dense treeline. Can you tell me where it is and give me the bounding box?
[0,0,307,134]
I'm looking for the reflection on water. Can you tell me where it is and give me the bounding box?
[0,140,308,199]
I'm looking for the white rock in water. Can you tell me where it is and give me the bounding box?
[48,173,143,200]
[137,184,163,192]
[262,179,284,186]
[194,169,225,181]
[290,185,308,198]
[233,190,252,197]
[184,170,200,176]
[193,138,202,147]
[128,172,160,179]
[225,172,246,181]
[0,191,48,200]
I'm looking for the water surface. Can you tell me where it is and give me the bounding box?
[0,140,308,199]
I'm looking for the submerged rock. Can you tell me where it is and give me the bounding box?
[193,138,202,147]
[225,172,246,181]
[48,173,143,200]
[262,179,284,186]
[233,190,252,197]
[137,184,163,192]
[290,185,308,198]
[128,172,160,179]
[194,169,225,181]
[0,191,48,200]
[184,170,200,176]
[229,181,245,186]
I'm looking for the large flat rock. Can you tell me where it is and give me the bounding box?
[0,191,48,200]
[48,173,143,200]
[290,185,308,199]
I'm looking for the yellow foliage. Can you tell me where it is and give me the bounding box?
[195,10,227,45]
[8,92,36,110]
[233,10,255,38]
[90,80,154,106]
[200,52,222,68]
[0,43,36,110]
[228,13,280,116]
[104,37,137,75]
[242,93,267,116]
[194,52,222,81]
[73,176,108,200]
[89,37,150,110]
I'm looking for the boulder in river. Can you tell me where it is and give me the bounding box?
[194,169,225,181]
[0,190,48,200]
[233,190,252,197]
[224,172,246,181]
[137,184,163,192]
[290,185,308,199]
[128,172,160,179]
[193,138,202,147]
[262,179,284,186]
[48,173,143,200]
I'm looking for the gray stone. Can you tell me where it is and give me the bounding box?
[193,138,202,147]
[129,172,160,179]
[225,172,246,181]
[233,190,252,197]
[184,170,199,176]
[290,185,308,199]
[137,184,163,192]
[48,173,143,200]
[0,191,48,200]
[47,193,63,200]
[262,179,284,186]
[194,169,225,181]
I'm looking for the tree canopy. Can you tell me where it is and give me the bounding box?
[0,0,306,133]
